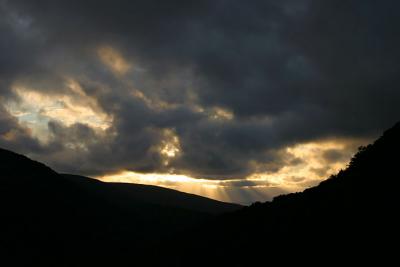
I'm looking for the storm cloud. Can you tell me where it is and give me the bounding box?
[1,0,399,183]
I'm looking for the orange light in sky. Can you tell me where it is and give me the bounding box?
[98,45,131,75]
[4,82,112,143]
[98,138,366,204]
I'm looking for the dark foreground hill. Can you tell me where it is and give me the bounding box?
[163,122,400,265]
[0,149,240,266]
[1,122,399,266]
[61,174,240,215]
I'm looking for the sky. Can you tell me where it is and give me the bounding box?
[1,0,399,204]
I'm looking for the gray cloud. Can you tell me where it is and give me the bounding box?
[322,149,349,163]
[0,105,44,153]
[0,0,399,179]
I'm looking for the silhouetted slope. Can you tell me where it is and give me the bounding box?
[62,174,241,214]
[2,122,399,266]
[167,122,400,266]
[0,148,239,266]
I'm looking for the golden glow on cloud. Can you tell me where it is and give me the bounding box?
[286,140,346,178]
[247,141,350,192]
[1,130,18,141]
[160,138,180,158]
[208,107,234,121]
[189,104,234,121]
[131,89,178,111]
[157,128,181,166]
[99,138,365,204]
[98,46,131,75]
[4,81,112,142]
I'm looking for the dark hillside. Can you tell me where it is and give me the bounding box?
[0,148,239,266]
[168,122,400,266]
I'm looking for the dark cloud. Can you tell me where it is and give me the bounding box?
[322,149,349,163]
[0,0,399,179]
[310,167,330,178]
[0,105,43,153]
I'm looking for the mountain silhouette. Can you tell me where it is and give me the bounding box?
[61,174,240,214]
[1,122,399,266]
[0,149,239,266]
[164,122,400,265]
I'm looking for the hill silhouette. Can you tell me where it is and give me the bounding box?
[62,174,240,214]
[0,149,239,266]
[164,122,400,265]
[1,122,399,266]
